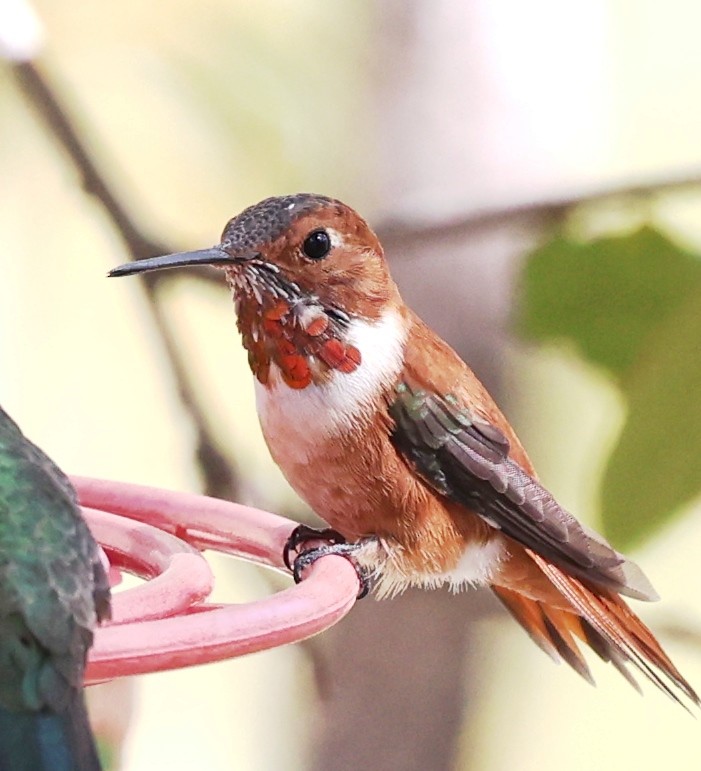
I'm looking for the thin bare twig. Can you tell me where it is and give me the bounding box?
[378,172,701,248]
[11,60,240,500]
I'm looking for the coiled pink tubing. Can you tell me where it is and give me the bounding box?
[70,476,360,683]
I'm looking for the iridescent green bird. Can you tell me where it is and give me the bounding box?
[0,406,111,771]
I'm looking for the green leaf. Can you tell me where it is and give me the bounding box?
[517,224,701,547]
[600,290,701,548]
[516,226,701,379]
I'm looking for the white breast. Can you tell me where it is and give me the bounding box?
[254,309,407,459]
[252,309,507,596]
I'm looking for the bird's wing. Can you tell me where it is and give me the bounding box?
[0,407,110,694]
[387,381,657,602]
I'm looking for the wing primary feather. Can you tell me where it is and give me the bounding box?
[390,385,658,601]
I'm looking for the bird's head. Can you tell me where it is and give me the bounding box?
[109,194,404,389]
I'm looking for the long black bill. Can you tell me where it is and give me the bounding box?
[108,247,247,278]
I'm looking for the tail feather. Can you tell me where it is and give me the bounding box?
[492,586,561,662]
[493,585,595,683]
[530,550,699,709]
[493,551,699,709]
[539,607,594,685]
[0,690,102,771]
[579,619,643,694]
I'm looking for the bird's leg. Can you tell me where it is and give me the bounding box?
[283,525,373,599]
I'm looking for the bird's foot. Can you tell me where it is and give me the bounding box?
[283,525,372,599]
[282,524,348,570]
[292,543,372,599]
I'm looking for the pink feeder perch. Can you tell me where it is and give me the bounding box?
[71,477,361,683]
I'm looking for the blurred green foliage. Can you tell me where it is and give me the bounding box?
[517,221,701,548]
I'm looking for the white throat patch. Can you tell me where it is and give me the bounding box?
[254,308,407,438]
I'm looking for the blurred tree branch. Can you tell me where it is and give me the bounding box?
[658,619,701,652]
[12,62,165,261]
[378,169,701,249]
[11,60,240,501]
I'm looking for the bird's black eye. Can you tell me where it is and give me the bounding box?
[302,229,332,261]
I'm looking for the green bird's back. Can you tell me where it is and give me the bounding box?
[0,406,111,771]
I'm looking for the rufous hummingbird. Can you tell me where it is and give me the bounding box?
[109,193,697,707]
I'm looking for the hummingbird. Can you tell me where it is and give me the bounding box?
[110,192,697,707]
[0,405,111,770]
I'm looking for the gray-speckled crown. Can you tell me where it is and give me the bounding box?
[220,193,339,251]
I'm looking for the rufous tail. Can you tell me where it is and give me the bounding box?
[493,550,698,710]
